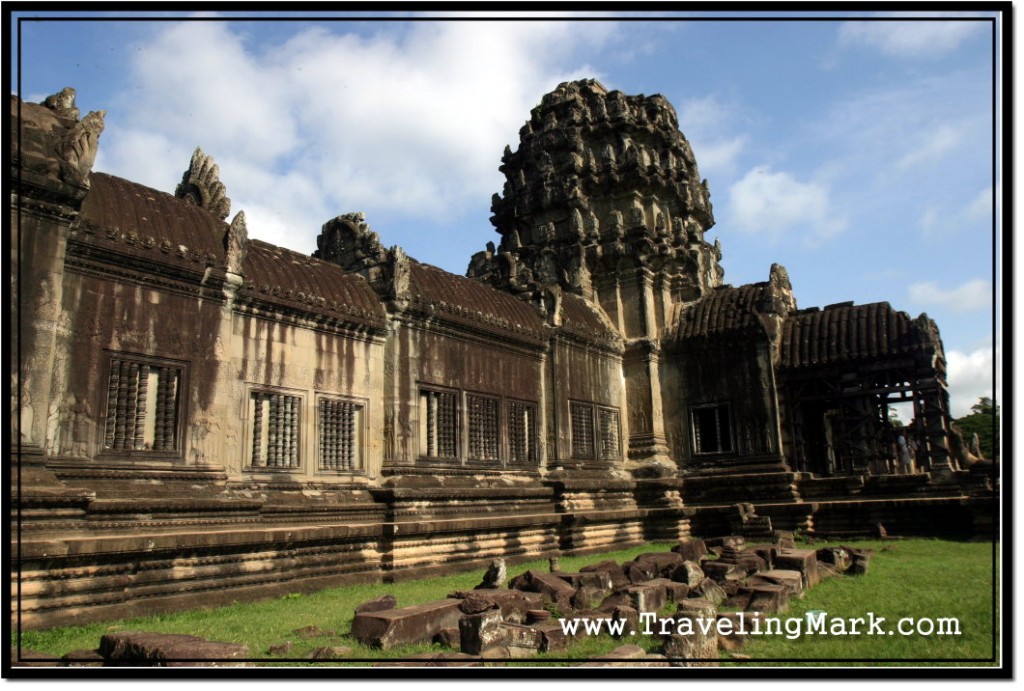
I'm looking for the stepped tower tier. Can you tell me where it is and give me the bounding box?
[468,78,724,340]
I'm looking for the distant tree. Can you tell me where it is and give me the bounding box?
[887,407,903,427]
[955,396,1000,461]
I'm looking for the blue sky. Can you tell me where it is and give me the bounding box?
[11,10,1002,417]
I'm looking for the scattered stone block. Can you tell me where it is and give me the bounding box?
[508,570,576,611]
[433,627,461,649]
[531,621,569,653]
[691,578,726,606]
[449,588,543,623]
[580,560,630,589]
[459,608,506,655]
[663,598,718,667]
[670,560,705,588]
[752,569,804,599]
[351,598,463,650]
[354,594,397,614]
[307,646,352,660]
[717,548,766,575]
[596,590,633,612]
[626,582,667,613]
[267,641,293,656]
[624,560,659,584]
[745,584,789,614]
[700,560,743,583]
[847,548,873,576]
[633,552,684,577]
[773,530,796,548]
[816,547,852,573]
[499,623,543,657]
[817,561,841,579]
[646,577,689,602]
[715,611,757,651]
[526,609,551,624]
[611,605,640,638]
[744,544,778,570]
[99,632,249,667]
[671,537,708,563]
[292,625,326,639]
[774,548,820,588]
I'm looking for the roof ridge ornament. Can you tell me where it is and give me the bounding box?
[175,147,231,221]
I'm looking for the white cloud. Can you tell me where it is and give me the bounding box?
[678,95,749,177]
[908,278,991,313]
[692,136,747,178]
[96,20,617,253]
[946,346,996,418]
[896,124,962,170]
[919,185,994,239]
[726,166,846,244]
[838,18,986,58]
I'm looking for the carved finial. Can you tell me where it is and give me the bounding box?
[225,211,248,275]
[175,147,231,221]
[43,87,80,120]
[58,109,105,185]
[387,246,410,304]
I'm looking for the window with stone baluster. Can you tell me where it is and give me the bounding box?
[317,396,364,472]
[248,389,303,470]
[102,353,184,455]
[419,387,459,461]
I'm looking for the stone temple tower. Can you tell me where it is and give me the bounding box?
[468,78,725,470]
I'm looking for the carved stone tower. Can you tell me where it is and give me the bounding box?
[469,79,725,471]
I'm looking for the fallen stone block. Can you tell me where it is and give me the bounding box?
[580,560,630,589]
[626,582,667,613]
[845,547,874,576]
[433,627,461,648]
[508,570,576,611]
[99,632,249,667]
[354,594,397,614]
[745,584,790,614]
[267,641,293,656]
[646,577,689,602]
[663,598,718,667]
[352,599,463,650]
[623,560,659,585]
[774,548,820,588]
[531,621,569,653]
[700,560,743,583]
[744,544,778,570]
[705,536,745,550]
[611,605,640,638]
[459,608,506,656]
[717,548,766,575]
[307,646,352,660]
[751,569,804,598]
[633,552,684,577]
[60,649,105,667]
[690,578,726,606]
[773,530,796,548]
[671,560,705,588]
[449,589,543,623]
[499,623,543,657]
[816,547,852,573]
[671,537,708,563]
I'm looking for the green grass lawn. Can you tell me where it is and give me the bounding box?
[13,538,999,667]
